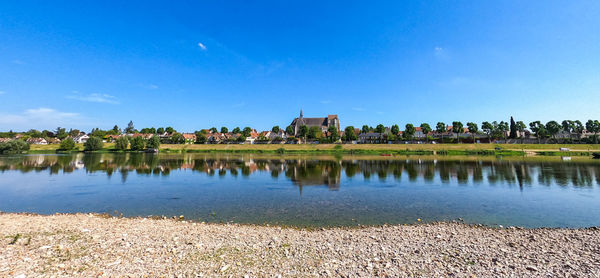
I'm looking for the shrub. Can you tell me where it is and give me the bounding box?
[130,136,146,151]
[83,137,103,152]
[0,140,30,154]
[114,137,129,151]
[58,138,76,151]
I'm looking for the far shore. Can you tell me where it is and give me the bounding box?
[26,143,600,156]
[1,213,598,277]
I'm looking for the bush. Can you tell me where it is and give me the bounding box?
[83,137,103,152]
[114,137,129,151]
[58,138,76,151]
[130,136,146,151]
[0,140,30,154]
[146,136,160,149]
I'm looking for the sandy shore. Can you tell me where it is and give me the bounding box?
[1,213,599,277]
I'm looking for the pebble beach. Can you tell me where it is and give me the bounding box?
[1,213,599,277]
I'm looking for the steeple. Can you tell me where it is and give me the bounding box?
[300,109,303,119]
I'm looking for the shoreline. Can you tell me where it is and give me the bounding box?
[1,213,598,277]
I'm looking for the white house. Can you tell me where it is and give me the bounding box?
[73,134,90,143]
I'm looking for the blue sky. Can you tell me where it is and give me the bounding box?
[1,1,599,132]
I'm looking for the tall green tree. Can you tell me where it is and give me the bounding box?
[573,120,584,142]
[170,133,185,144]
[59,138,76,151]
[112,125,121,134]
[509,117,517,139]
[361,125,370,134]
[344,126,357,141]
[391,124,400,135]
[498,121,509,140]
[436,122,446,143]
[404,124,416,140]
[515,121,527,143]
[242,127,253,137]
[546,121,561,142]
[56,127,68,140]
[307,126,320,139]
[271,126,280,133]
[298,125,308,141]
[374,124,386,134]
[220,127,229,133]
[84,137,103,152]
[147,135,160,149]
[481,121,494,143]
[124,121,135,134]
[466,122,478,143]
[285,126,294,135]
[420,123,432,143]
[529,121,546,144]
[157,127,165,134]
[114,136,129,151]
[327,126,339,142]
[452,121,463,143]
[232,127,241,134]
[130,136,146,151]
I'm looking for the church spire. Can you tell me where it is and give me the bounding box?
[300,109,303,119]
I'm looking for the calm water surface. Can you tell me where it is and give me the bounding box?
[1,153,599,227]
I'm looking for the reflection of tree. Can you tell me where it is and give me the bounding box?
[2,154,600,190]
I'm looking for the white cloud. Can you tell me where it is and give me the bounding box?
[197,42,207,50]
[434,46,449,59]
[0,107,80,129]
[67,93,119,104]
[0,91,5,95]
[352,107,365,112]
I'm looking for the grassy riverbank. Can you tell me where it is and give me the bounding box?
[27,143,600,156]
[1,213,598,277]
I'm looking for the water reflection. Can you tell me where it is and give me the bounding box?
[1,153,599,190]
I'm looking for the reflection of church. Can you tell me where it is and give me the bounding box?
[287,160,341,194]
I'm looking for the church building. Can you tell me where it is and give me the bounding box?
[289,110,340,136]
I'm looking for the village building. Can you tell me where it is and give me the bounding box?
[289,110,340,136]
[26,138,48,145]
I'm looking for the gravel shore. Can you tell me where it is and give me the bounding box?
[1,213,599,277]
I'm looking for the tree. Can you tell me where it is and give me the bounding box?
[170,133,185,144]
[130,136,146,151]
[307,126,320,139]
[298,125,308,141]
[157,127,165,134]
[573,120,584,142]
[112,125,121,134]
[272,126,280,133]
[404,124,416,140]
[56,127,68,140]
[0,140,30,154]
[242,127,253,137]
[285,126,294,135]
[220,127,229,133]
[497,121,509,140]
[509,117,517,139]
[114,136,129,150]
[84,137,103,152]
[420,123,432,143]
[362,125,370,134]
[344,126,357,142]
[466,122,478,143]
[452,121,463,143]
[147,135,160,149]
[125,121,135,134]
[69,129,81,137]
[327,126,339,142]
[546,121,561,142]
[59,138,76,150]
[195,133,207,144]
[436,122,446,143]
[529,121,546,144]
[374,124,386,134]
[391,124,400,135]
[515,121,527,143]
[481,122,494,143]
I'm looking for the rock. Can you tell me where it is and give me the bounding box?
[525,265,537,272]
